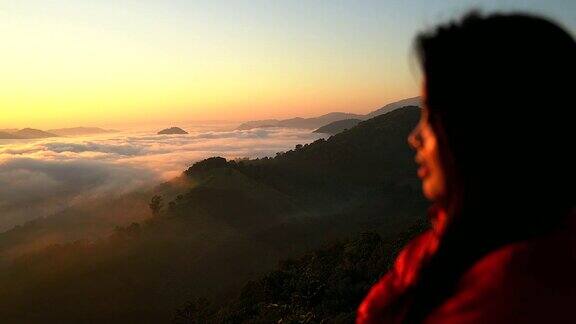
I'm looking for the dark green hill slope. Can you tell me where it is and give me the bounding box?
[175,224,428,323]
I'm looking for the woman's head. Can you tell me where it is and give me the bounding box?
[402,11,575,322]
[411,11,575,220]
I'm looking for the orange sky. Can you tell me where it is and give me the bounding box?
[0,1,422,129]
[1,1,572,129]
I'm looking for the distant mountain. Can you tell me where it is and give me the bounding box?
[237,97,421,131]
[1,127,116,138]
[0,131,23,139]
[158,127,188,135]
[47,127,118,136]
[237,112,365,130]
[236,119,281,130]
[314,118,362,135]
[13,128,58,139]
[0,129,18,134]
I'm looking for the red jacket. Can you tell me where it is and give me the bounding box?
[357,212,576,324]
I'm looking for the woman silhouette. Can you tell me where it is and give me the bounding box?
[357,11,575,324]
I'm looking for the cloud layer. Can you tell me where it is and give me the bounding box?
[0,128,326,231]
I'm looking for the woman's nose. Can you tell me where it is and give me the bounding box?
[408,126,423,150]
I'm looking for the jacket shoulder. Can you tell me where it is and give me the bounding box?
[426,223,576,324]
[357,230,438,324]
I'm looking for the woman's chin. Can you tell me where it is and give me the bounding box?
[422,181,444,202]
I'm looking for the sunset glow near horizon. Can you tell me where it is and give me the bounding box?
[1,0,574,129]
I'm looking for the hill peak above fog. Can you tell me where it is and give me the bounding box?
[158,127,188,135]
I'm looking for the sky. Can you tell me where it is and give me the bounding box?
[1,0,574,129]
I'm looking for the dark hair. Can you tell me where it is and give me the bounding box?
[405,11,576,322]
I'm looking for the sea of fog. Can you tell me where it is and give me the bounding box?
[0,125,327,232]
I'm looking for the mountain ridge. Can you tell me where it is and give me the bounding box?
[237,96,421,131]
[47,127,118,136]
[0,127,117,139]
[14,128,59,139]
[314,118,363,135]
[0,131,23,139]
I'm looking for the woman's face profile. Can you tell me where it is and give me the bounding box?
[408,96,447,202]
